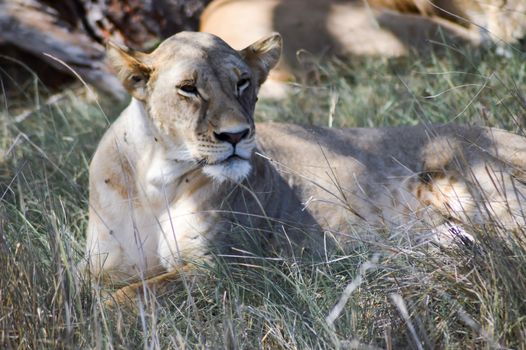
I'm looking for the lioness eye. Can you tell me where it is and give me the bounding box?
[177,84,198,97]
[237,78,250,95]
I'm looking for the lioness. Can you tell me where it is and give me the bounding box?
[200,0,526,97]
[86,31,526,301]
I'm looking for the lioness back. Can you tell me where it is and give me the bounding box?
[257,122,526,232]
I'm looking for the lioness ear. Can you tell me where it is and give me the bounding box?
[106,41,151,101]
[240,33,282,86]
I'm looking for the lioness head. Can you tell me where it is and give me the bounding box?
[107,32,282,182]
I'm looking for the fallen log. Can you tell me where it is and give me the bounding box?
[0,0,211,101]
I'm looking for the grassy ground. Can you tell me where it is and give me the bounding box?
[1,42,526,349]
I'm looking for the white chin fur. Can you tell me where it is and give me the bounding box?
[202,158,252,183]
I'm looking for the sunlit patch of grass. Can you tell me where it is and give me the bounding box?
[257,46,526,132]
[1,43,526,349]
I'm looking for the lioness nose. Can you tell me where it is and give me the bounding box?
[214,129,250,145]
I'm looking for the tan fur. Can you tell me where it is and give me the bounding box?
[86,31,526,304]
[200,0,525,97]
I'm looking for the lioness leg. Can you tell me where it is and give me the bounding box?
[415,165,526,229]
[104,264,196,307]
[415,170,476,223]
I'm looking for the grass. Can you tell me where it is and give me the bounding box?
[1,42,526,349]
